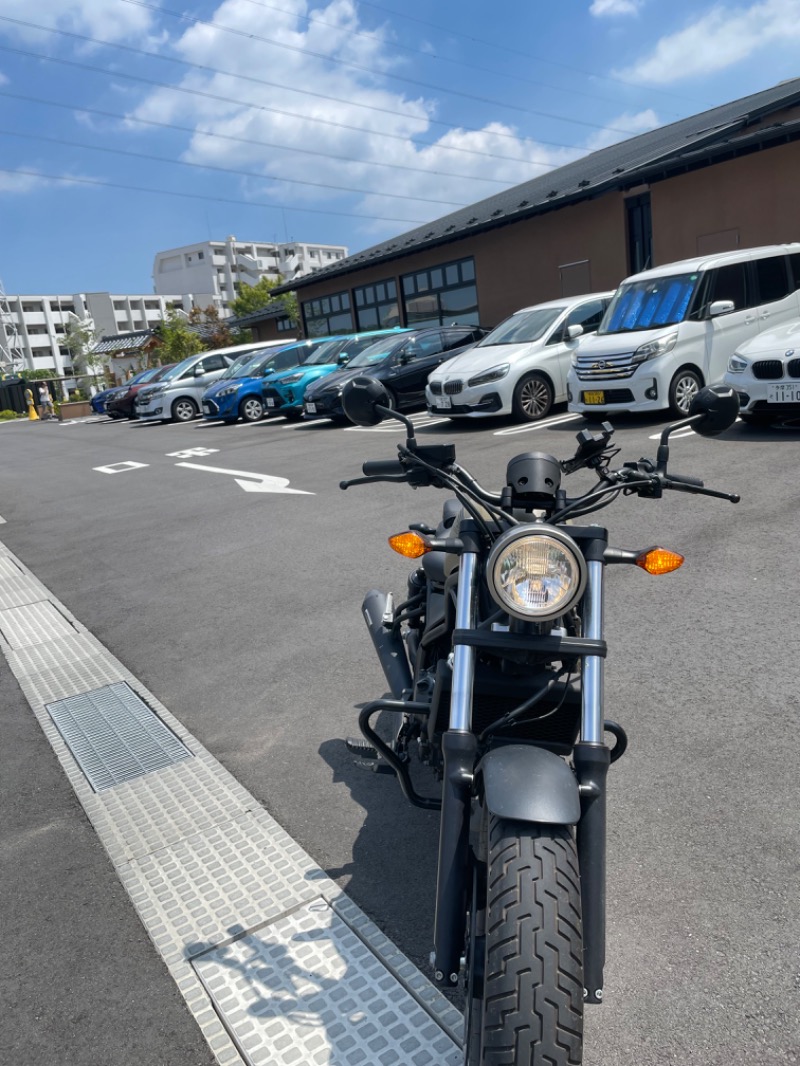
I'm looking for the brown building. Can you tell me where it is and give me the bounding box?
[251,79,800,341]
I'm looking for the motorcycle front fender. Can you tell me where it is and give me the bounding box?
[478,745,580,825]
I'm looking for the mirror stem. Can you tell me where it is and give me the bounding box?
[377,404,416,441]
[657,413,705,473]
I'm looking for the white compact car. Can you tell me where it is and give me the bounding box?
[723,319,800,425]
[425,293,612,422]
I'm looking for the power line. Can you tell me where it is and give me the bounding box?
[352,0,710,107]
[237,0,681,117]
[0,127,471,206]
[0,15,582,160]
[0,89,551,184]
[0,166,431,224]
[121,0,653,137]
[0,44,587,168]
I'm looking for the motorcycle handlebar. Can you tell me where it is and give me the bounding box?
[362,459,407,477]
[665,472,704,488]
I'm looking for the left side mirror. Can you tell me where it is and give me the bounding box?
[193,366,205,376]
[566,324,584,341]
[688,384,740,436]
[341,376,391,426]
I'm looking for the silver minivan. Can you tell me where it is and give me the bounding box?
[135,342,285,423]
[567,244,800,417]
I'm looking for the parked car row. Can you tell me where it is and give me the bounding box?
[92,244,800,431]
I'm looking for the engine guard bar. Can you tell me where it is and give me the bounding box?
[358,699,442,811]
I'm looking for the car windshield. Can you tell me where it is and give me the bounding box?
[599,273,700,334]
[156,355,199,382]
[215,351,267,380]
[129,368,158,385]
[336,333,403,363]
[150,362,177,381]
[477,307,564,346]
[346,338,403,368]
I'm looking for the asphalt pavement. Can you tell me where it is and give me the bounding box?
[1,407,799,1066]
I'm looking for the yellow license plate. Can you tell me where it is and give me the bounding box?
[582,391,605,405]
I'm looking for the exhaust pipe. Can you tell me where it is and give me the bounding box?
[362,589,413,699]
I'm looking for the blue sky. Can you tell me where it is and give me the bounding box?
[1,0,799,296]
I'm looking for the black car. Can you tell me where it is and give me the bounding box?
[106,362,176,419]
[302,326,487,422]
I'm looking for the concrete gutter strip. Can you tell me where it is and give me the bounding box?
[0,538,463,1066]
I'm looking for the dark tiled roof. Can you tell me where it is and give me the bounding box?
[228,302,287,328]
[274,77,800,295]
[92,331,154,354]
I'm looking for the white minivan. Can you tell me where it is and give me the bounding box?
[567,244,800,418]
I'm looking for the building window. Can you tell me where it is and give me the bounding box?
[277,317,294,333]
[302,291,353,336]
[197,251,204,259]
[401,257,479,327]
[626,193,652,274]
[353,278,400,330]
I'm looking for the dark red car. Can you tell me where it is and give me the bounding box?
[106,363,177,419]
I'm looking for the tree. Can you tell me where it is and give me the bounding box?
[63,314,103,395]
[228,276,299,326]
[152,308,206,364]
[186,305,249,350]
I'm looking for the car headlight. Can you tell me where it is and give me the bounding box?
[632,331,678,364]
[486,525,587,622]
[280,373,305,384]
[467,364,510,387]
[727,354,749,373]
[145,386,165,398]
[217,385,240,397]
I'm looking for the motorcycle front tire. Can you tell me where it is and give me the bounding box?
[465,816,584,1065]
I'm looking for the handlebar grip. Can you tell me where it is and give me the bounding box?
[362,459,406,477]
[667,472,704,488]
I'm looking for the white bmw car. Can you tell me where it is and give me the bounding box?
[426,293,613,422]
[723,319,800,426]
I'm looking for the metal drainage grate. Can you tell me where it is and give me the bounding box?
[46,682,192,791]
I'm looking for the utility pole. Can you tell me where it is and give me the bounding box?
[0,280,25,375]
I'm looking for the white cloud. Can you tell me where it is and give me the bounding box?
[0,0,157,45]
[0,168,61,193]
[123,0,616,235]
[590,0,643,15]
[616,0,800,83]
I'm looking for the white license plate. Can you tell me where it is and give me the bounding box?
[306,402,316,414]
[435,395,452,409]
[202,404,210,413]
[767,383,800,403]
[266,398,275,407]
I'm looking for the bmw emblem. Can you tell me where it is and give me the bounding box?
[786,349,795,357]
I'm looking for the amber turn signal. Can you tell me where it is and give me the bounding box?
[635,546,685,575]
[389,531,431,558]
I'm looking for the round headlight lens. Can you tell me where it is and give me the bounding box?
[486,527,586,621]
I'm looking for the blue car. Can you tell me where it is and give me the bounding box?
[262,328,410,420]
[200,338,344,423]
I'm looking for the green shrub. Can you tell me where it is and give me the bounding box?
[0,409,21,420]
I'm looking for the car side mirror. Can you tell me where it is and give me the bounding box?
[709,299,735,317]
[566,324,584,340]
[341,376,392,425]
[193,366,205,376]
[687,384,740,436]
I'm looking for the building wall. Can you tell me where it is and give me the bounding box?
[0,292,195,376]
[151,236,349,316]
[651,140,800,263]
[290,137,800,334]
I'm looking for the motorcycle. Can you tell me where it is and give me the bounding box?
[338,377,740,1065]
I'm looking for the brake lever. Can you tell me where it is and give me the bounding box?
[663,479,740,503]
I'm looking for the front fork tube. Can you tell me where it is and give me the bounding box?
[432,552,479,987]
[576,557,609,1005]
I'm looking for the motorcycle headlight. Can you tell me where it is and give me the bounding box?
[486,525,587,622]
[632,331,678,364]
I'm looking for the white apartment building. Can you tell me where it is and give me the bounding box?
[0,290,196,376]
[152,235,348,315]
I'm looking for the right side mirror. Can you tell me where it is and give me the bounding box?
[688,384,740,436]
[341,376,392,426]
[566,324,584,341]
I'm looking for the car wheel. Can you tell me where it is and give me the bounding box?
[239,396,265,422]
[171,397,198,422]
[512,373,553,422]
[668,369,702,417]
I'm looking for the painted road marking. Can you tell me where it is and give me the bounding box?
[493,413,582,436]
[174,462,313,494]
[93,461,149,474]
[166,447,220,458]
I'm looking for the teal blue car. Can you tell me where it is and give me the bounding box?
[261,328,410,420]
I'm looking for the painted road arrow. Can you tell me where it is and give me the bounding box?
[175,462,313,494]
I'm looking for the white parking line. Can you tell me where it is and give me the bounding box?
[493,413,582,436]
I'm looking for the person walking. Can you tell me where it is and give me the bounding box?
[38,384,55,420]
